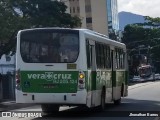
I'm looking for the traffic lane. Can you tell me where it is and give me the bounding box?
[36,81,160,119]
[2,103,158,120]
[121,81,160,111]
[2,102,158,120]
[24,101,157,120]
[3,81,160,120]
[120,99,160,111]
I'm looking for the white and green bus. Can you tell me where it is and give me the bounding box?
[16,28,128,112]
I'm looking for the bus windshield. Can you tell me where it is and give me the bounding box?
[139,66,152,77]
[20,30,79,63]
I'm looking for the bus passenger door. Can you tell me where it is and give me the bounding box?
[90,40,97,107]
[111,49,115,100]
[86,39,96,107]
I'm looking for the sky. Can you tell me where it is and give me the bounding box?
[118,0,160,17]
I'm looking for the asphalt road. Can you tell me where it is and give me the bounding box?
[1,81,160,120]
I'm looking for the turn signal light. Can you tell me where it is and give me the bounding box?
[79,74,84,79]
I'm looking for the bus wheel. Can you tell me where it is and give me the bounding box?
[41,104,59,114]
[121,84,124,97]
[114,85,123,105]
[114,98,121,105]
[99,89,106,111]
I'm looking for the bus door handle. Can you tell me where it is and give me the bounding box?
[45,65,54,66]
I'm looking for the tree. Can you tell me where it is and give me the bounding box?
[10,0,81,28]
[122,16,160,73]
[0,1,23,57]
[0,0,81,57]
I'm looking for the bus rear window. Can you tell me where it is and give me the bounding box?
[20,30,79,63]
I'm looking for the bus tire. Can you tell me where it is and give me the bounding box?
[114,85,123,105]
[99,88,106,111]
[114,98,121,105]
[41,104,59,114]
[121,84,124,97]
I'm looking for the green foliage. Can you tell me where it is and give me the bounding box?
[144,16,160,27]
[10,0,81,28]
[122,16,160,73]
[0,0,81,57]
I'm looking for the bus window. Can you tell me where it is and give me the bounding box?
[86,39,92,68]
[96,43,101,68]
[20,31,79,63]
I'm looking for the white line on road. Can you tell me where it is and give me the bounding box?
[154,117,160,120]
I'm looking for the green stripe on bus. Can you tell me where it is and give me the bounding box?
[112,71,127,87]
[87,70,113,91]
[91,71,97,90]
[20,71,78,93]
[20,70,128,93]
[112,71,116,87]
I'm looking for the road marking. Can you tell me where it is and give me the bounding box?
[154,117,160,120]
[59,106,76,111]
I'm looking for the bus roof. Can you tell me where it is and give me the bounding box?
[18,27,126,50]
[78,29,126,48]
[139,65,152,69]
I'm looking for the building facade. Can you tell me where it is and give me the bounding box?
[61,0,119,39]
[107,0,119,33]
[61,0,109,36]
[0,54,15,100]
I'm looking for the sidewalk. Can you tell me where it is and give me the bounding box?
[128,81,156,90]
[0,100,35,112]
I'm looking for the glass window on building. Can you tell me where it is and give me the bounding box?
[86,17,92,23]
